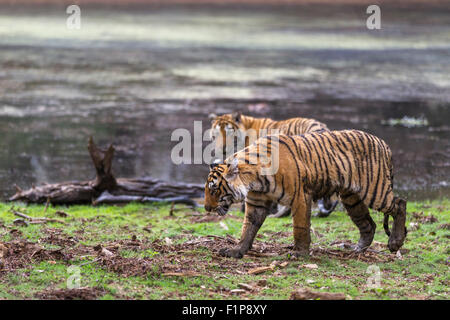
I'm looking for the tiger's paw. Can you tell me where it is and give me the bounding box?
[290,248,310,259]
[218,247,244,259]
[388,236,405,253]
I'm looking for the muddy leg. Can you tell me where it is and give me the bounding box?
[387,197,407,252]
[291,192,312,257]
[341,194,376,252]
[219,203,268,259]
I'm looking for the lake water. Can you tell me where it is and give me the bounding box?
[0,4,449,201]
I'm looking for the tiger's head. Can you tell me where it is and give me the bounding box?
[204,158,247,216]
[209,112,246,159]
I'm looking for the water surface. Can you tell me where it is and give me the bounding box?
[0,4,449,200]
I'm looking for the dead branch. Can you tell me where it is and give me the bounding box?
[9,138,204,206]
[10,207,66,225]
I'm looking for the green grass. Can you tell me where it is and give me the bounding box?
[0,199,448,300]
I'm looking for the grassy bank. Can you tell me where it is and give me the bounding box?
[0,199,448,300]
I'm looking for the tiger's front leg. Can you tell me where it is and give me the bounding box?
[291,191,312,258]
[219,202,268,259]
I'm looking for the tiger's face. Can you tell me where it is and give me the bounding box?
[204,160,246,216]
[210,112,246,159]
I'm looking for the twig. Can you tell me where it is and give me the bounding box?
[169,202,175,216]
[43,197,50,215]
[9,206,66,225]
[10,208,33,220]
[79,257,100,267]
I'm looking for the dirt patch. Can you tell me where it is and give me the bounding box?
[94,235,400,278]
[0,240,72,276]
[188,213,242,224]
[36,287,107,300]
[41,228,79,247]
[311,240,398,263]
[411,212,439,224]
[1,230,400,280]
[97,255,159,277]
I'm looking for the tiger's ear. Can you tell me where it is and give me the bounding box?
[232,111,241,123]
[208,113,218,122]
[209,159,222,170]
[226,158,239,179]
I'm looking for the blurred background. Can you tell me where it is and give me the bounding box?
[0,0,449,201]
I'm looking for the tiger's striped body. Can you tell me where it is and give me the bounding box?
[210,112,328,155]
[210,112,337,217]
[204,130,407,258]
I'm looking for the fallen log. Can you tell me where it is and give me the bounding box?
[9,137,204,206]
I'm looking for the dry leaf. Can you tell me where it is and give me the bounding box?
[238,283,254,291]
[257,279,267,286]
[0,243,7,258]
[230,289,246,295]
[162,272,201,277]
[248,266,274,275]
[101,248,114,257]
[55,211,69,217]
[303,264,318,269]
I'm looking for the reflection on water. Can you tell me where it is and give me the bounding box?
[0,4,449,200]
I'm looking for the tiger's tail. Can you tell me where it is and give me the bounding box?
[383,213,391,236]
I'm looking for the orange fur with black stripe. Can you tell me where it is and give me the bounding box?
[210,112,337,217]
[205,130,407,258]
[210,112,328,156]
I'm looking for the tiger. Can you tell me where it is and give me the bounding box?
[204,130,408,258]
[209,111,338,217]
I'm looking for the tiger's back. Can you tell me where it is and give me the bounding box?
[211,113,328,147]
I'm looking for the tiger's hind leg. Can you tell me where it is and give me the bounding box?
[341,194,376,252]
[386,197,407,253]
